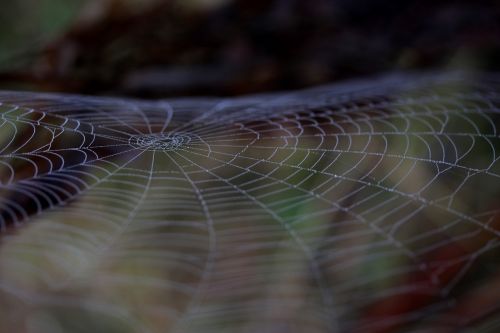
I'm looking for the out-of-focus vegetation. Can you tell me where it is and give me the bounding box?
[0,2,500,333]
[0,0,499,97]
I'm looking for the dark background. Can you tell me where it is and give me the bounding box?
[0,0,499,97]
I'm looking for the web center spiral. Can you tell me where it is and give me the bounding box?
[129,133,191,151]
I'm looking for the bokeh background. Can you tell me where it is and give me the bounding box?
[1,2,500,333]
[0,0,499,97]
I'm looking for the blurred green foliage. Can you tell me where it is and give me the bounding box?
[0,0,83,68]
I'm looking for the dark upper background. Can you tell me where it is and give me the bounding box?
[0,0,498,98]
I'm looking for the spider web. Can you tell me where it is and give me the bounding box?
[0,72,499,333]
